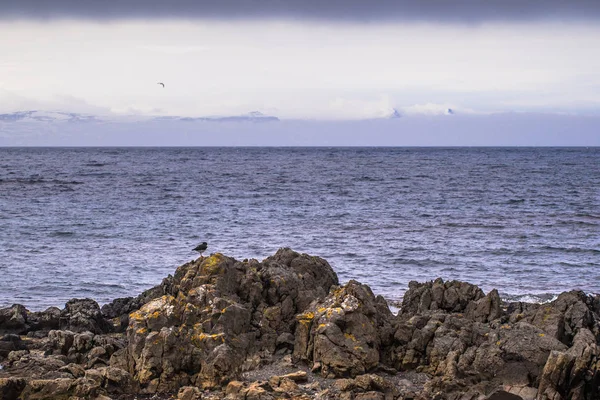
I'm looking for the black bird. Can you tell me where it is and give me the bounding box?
[193,242,208,257]
[157,82,165,88]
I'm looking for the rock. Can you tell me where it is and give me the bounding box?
[536,328,600,400]
[0,377,27,400]
[59,299,112,334]
[5,351,70,380]
[45,330,75,356]
[523,291,596,346]
[487,391,523,400]
[0,305,29,335]
[355,392,385,400]
[178,385,202,400]
[58,363,86,378]
[280,370,308,382]
[465,289,503,323]
[18,378,82,399]
[85,366,139,395]
[116,249,338,392]
[293,280,394,378]
[225,380,245,395]
[2,251,599,400]
[0,334,26,359]
[27,307,61,333]
[268,376,299,393]
[401,279,485,316]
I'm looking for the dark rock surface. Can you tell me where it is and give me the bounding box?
[0,249,598,400]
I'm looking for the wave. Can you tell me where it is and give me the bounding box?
[502,293,559,304]
[441,222,505,229]
[84,162,108,167]
[539,246,600,255]
[0,178,84,185]
[49,231,76,237]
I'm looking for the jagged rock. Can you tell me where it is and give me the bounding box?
[5,351,70,380]
[536,328,599,400]
[17,376,105,399]
[0,305,29,335]
[465,289,503,323]
[487,391,523,400]
[0,377,27,400]
[401,279,485,316]
[279,370,307,382]
[27,307,61,333]
[293,280,394,378]
[332,374,399,399]
[59,299,112,334]
[100,276,174,332]
[178,385,202,400]
[84,366,139,395]
[1,251,599,400]
[0,334,26,359]
[521,291,598,346]
[268,375,299,393]
[113,249,338,392]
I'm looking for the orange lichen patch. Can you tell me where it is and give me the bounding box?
[539,333,546,337]
[298,311,315,320]
[129,310,146,322]
[297,311,315,326]
[317,307,328,313]
[500,324,512,329]
[191,332,225,346]
[149,311,162,320]
[326,307,343,318]
[132,295,176,320]
[136,327,148,335]
[344,333,357,342]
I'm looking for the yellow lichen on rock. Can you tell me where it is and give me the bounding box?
[344,333,357,342]
[200,253,226,275]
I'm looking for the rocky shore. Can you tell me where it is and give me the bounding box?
[1,248,598,400]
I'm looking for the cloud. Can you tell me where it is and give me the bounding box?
[0,89,112,115]
[138,45,210,54]
[329,95,395,120]
[402,103,477,116]
[2,0,600,22]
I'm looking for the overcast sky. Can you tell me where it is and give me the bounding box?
[1,1,600,121]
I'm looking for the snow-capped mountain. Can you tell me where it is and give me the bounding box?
[154,111,279,123]
[0,110,280,124]
[0,110,99,123]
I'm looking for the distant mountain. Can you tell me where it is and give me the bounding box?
[388,108,402,119]
[161,111,279,123]
[0,110,99,123]
[0,110,280,124]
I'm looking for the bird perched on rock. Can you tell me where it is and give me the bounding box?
[193,242,208,257]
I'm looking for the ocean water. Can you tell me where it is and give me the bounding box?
[0,147,599,311]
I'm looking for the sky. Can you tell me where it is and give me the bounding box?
[1,1,600,119]
[0,1,599,145]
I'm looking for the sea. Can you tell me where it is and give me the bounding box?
[0,147,599,311]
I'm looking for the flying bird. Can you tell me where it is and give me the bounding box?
[157,82,165,88]
[193,242,208,257]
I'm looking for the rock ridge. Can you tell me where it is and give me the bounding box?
[0,248,598,400]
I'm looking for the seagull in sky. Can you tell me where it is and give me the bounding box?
[157,82,165,88]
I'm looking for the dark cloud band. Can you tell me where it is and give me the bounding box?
[3,0,600,22]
